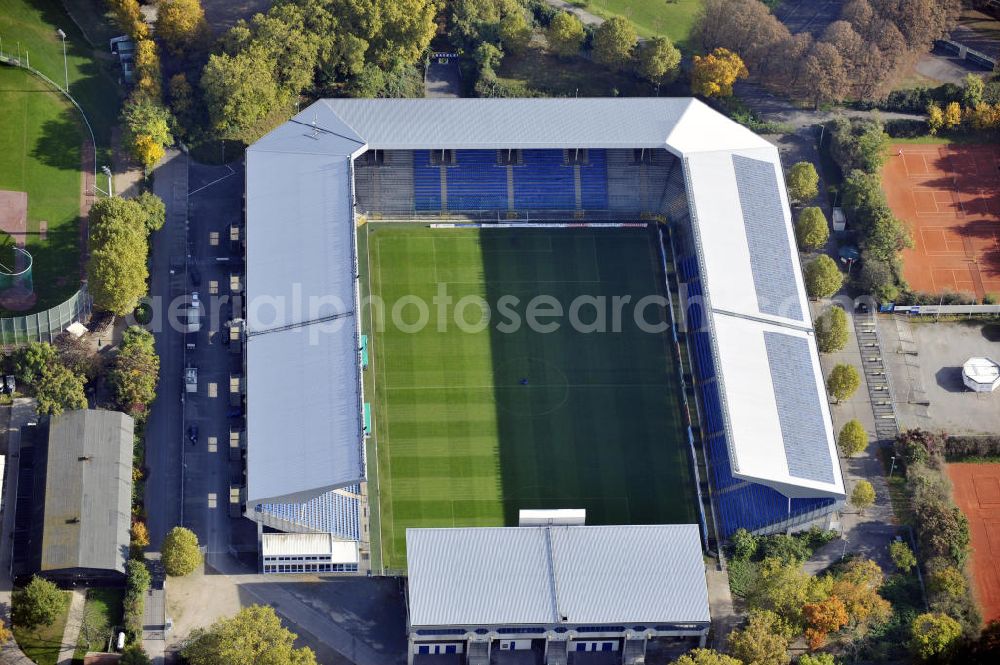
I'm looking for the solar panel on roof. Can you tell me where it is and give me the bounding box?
[731,155,803,321]
[762,332,834,484]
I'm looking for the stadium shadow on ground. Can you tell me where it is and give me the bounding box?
[478,227,698,527]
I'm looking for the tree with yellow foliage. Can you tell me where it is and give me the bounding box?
[927,103,944,135]
[943,101,962,129]
[692,48,749,98]
[133,135,165,170]
[131,521,150,549]
[133,39,162,101]
[155,0,209,56]
[109,0,149,40]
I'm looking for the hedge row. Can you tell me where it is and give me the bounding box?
[945,436,1000,460]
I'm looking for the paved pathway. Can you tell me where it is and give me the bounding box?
[55,590,86,665]
[705,565,739,650]
[809,299,898,573]
[541,0,603,27]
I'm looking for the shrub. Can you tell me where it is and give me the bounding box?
[758,534,812,565]
[731,528,759,561]
[944,435,1000,460]
[895,429,945,467]
[889,540,916,573]
[727,558,760,599]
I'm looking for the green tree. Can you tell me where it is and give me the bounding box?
[162,526,203,576]
[546,12,584,58]
[796,207,829,250]
[746,559,815,624]
[181,605,318,665]
[691,47,748,98]
[88,216,149,316]
[827,363,860,403]
[838,420,868,457]
[474,42,504,72]
[962,73,985,108]
[671,649,743,665]
[499,10,532,54]
[635,36,681,83]
[13,341,56,386]
[12,576,65,629]
[787,162,820,204]
[850,480,876,514]
[804,255,844,298]
[201,46,290,143]
[120,644,152,665]
[111,326,160,417]
[856,253,899,302]
[889,540,916,573]
[35,363,87,416]
[728,609,791,665]
[927,565,967,599]
[122,98,173,171]
[135,192,166,232]
[910,612,962,660]
[155,0,209,56]
[593,16,637,70]
[814,306,848,353]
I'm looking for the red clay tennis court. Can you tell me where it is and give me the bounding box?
[882,144,1000,298]
[947,463,1000,623]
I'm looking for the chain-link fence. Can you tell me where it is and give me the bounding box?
[0,287,91,345]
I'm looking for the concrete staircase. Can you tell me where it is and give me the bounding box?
[854,311,900,442]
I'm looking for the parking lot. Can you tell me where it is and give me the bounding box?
[880,316,1000,434]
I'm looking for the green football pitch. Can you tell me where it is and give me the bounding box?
[360,224,697,571]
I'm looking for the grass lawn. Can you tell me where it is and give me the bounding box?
[363,225,696,571]
[13,590,72,665]
[575,0,702,48]
[0,67,84,311]
[73,588,124,660]
[0,0,122,151]
[497,46,665,97]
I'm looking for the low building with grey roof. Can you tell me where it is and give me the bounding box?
[405,525,710,665]
[19,410,134,585]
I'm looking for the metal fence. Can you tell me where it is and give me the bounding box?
[889,303,1000,316]
[0,288,91,345]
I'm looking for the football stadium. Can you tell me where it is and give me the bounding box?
[243,98,846,575]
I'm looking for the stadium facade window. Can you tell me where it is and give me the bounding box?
[497,149,522,166]
[416,629,467,636]
[430,149,456,166]
[564,148,590,165]
[576,626,625,633]
[497,627,545,634]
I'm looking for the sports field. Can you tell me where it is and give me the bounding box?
[882,144,1000,299]
[361,224,697,571]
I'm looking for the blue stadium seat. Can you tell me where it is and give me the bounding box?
[413,150,442,211]
[513,150,575,209]
[257,489,361,541]
[447,150,508,210]
[580,149,609,209]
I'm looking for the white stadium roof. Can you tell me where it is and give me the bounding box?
[406,525,709,628]
[245,97,843,511]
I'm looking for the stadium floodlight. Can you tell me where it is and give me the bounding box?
[56,28,68,92]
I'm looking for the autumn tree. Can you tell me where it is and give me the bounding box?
[162,526,203,576]
[889,540,916,573]
[796,207,829,250]
[944,101,962,129]
[132,39,162,101]
[671,649,742,665]
[131,521,151,549]
[804,255,844,299]
[87,198,151,315]
[546,12,584,58]
[593,16,637,70]
[636,36,681,83]
[910,612,962,660]
[827,363,860,403]
[182,605,317,665]
[728,609,791,665]
[692,47,748,98]
[804,596,849,649]
[815,306,848,354]
[797,655,835,665]
[109,0,148,40]
[851,480,876,514]
[13,341,56,386]
[927,103,945,135]
[838,419,867,457]
[746,558,815,624]
[832,558,892,632]
[927,565,968,600]
[155,0,209,56]
[122,98,173,171]
[787,162,820,204]
[35,363,88,416]
[962,73,985,108]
